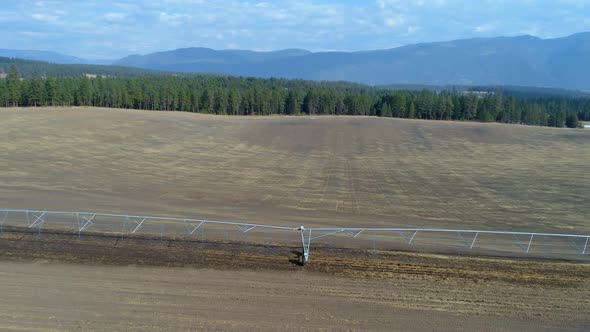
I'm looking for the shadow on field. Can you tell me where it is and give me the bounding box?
[289,250,305,266]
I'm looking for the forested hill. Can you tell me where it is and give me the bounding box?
[1,66,588,128]
[0,57,166,78]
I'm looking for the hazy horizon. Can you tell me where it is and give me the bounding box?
[1,1,589,59]
[3,31,590,61]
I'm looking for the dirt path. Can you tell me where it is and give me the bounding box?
[0,232,588,331]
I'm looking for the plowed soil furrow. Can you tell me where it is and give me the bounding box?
[0,230,589,331]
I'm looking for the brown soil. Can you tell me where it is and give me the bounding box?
[0,230,589,331]
[1,108,589,331]
[1,107,589,233]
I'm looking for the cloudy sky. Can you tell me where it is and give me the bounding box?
[0,0,589,59]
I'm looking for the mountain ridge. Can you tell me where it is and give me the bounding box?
[110,32,590,89]
[0,49,87,64]
[2,32,589,89]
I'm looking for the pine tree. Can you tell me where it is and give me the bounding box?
[393,94,406,117]
[200,88,213,113]
[228,89,241,115]
[27,78,43,107]
[470,94,481,120]
[380,103,392,117]
[408,102,416,119]
[302,90,315,115]
[0,79,6,106]
[7,65,20,107]
[285,90,300,115]
[565,112,579,128]
[445,96,454,120]
[213,89,228,115]
[75,77,92,106]
[494,89,503,120]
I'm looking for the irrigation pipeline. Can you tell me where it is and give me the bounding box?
[1,209,589,265]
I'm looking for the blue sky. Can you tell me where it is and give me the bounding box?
[0,0,589,59]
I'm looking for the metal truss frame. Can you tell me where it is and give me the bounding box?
[1,209,589,265]
[303,228,590,262]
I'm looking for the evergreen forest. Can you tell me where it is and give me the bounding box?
[1,64,588,128]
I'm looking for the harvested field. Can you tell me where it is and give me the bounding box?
[0,107,588,233]
[0,231,589,331]
[1,107,589,331]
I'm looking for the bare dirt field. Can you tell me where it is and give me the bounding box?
[1,107,589,331]
[0,107,588,233]
[0,231,589,331]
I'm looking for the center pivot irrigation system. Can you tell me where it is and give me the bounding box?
[1,209,589,264]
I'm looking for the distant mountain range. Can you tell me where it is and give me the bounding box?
[0,49,88,64]
[115,48,312,68]
[2,33,590,90]
[0,49,114,65]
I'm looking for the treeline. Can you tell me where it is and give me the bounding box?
[1,66,588,128]
[0,57,165,78]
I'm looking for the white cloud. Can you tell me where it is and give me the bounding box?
[158,11,190,26]
[19,31,60,37]
[254,2,270,8]
[34,1,63,7]
[31,13,59,22]
[475,23,496,33]
[385,16,405,27]
[103,12,127,22]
